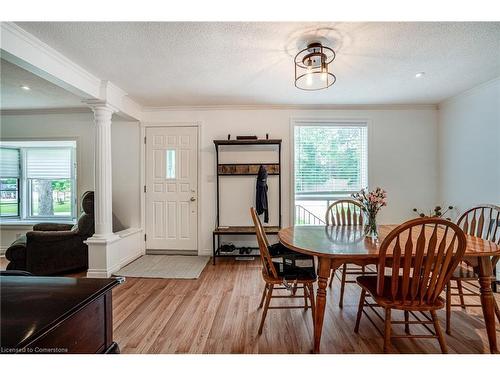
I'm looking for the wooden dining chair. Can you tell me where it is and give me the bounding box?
[326,199,376,307]
[354,217,467,353]
[250,207,317,334]
[445,204,500,334]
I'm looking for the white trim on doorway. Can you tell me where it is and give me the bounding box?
[140,121,203,255]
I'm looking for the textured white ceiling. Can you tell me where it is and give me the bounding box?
[0,59,85,109]
[12,22,500,106]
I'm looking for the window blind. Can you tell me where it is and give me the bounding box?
[295,125,368,195]
[0,148,21,178]
[26,148,73,179]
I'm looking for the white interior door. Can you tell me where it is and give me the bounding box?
[145,126,198,251]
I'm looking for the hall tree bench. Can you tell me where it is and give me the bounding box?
[212,138,282,264]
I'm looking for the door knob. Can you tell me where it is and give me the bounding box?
[190,197,196,202]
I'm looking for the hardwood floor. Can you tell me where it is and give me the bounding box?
[112,258,499,354]
[2,256,498,353]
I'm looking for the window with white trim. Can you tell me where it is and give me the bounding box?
[294,122,368,224]
[0,141,77,221]
[0,148,21,217]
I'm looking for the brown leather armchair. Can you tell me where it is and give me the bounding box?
[5,191,95,275]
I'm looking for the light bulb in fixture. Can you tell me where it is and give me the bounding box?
[20,85,31,91]
[320,61,327,82]
[294,42,336,90]
[306,73,313,86]
[415,72,425,78]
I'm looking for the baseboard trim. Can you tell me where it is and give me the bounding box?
[87,252,144,278]
[198,249,212,256]
[109,251,144,275]
[86,269,110,278]
[146,249,198,256]
[87,227,144,278]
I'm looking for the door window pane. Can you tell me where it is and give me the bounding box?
[166,150,176,179]
[0,178,19,217]
[30,179,72,217]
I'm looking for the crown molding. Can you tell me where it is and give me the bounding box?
[100,81,143,120]
[1,103,438,116]
[4,23,100,84]
[438,76,500,108]
[0,107,91,116]
[1,22,101,99]
[82,99,120,114]
[142,103,438,112]
[1,23,142,122]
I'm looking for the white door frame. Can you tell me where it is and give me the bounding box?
[140,121,203,255]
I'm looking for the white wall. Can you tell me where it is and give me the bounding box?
[2,85,497,262]
[0,112,95,194]
[438,78,500,214]
[142,107,438,255]
[0,111,141,251]
[111,119,141,229]
[0,107,441,257]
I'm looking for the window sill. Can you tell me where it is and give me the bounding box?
[0,219,76,229]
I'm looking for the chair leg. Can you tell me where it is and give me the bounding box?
[258,284,273,335]
[303,283,309,311]
[307,283,315,322]
[495,299,500,323]
[383,308,392,353]
[457,280,466,309]
[328,269,335,287]
[339,263,347,308]
[404,310,410,334]
[446,281,452,335]
[258,284,267,309]
[431,310,448,354]
[354,289,366,333]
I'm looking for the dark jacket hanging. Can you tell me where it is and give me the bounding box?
[256,165,269,223]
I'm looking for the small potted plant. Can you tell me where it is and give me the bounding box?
[352,187,387,239]
[412,205,454,220]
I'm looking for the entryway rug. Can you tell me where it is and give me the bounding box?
[114,255,210,279]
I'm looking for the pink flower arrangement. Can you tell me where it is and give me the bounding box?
[352,187,387,238]
[351,187,387,216]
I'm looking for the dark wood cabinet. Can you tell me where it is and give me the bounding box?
[1,276,123,354]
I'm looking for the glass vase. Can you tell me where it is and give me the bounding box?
[365,213,378,239]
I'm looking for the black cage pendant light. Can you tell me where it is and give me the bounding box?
[294,42,336,91]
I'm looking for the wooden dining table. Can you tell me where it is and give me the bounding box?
[278,224,500,354]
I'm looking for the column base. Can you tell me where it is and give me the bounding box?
[85,229,145,278]
[85,233,121,278]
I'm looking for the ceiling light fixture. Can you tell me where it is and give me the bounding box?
[20,85,31,91]
[294,42,336,91]
[415,72,425,78]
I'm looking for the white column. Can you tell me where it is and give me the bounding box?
[90,103,115,238]
[84,100,119,278]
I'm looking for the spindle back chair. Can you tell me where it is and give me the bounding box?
[325,199,375,307]
[325,199,365,226]
[250,207,278,279]
[250,207,316,334]
[354,217,467,353]
[445,204,500,334]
